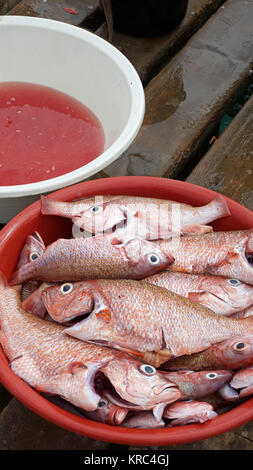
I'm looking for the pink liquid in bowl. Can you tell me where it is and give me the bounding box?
[0,82,105,185]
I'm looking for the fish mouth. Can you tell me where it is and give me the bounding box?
[246,253,253,266]
[55,298,95,327]
[62,310,94,327]
[95,373,142,411]
[96,369,177,411]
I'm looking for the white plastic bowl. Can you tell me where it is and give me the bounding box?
[0,16,145,222]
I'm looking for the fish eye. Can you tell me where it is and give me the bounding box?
[30,252,39,262]
[139,364,156,376]
[147,253,160,265]
[206,372,218,380]
[233,342,249,352]
[228,279,240,287]
[60,283,73,295]
[98,399,108,408]
[91,206,102,213]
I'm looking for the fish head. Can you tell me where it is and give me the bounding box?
[186,370,232,398]
[84,392,129,425]
[42,281,94,323]
[73,198,126,235]
[120,239,174,278]
[22,282,51,318]
[100,358,182,410]
[122,411,165,429]
[17,232,45,268]
[230,366,253,393]
[164,370,232,399]
[216,335,253,368]
[164,400,217,425]
[195,277,253,313]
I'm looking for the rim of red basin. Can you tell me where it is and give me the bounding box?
[0,176,252,446]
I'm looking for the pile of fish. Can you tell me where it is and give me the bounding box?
[1,193,253,429]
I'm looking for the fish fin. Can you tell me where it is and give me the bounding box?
[21,280,41,302]
[31,231,45,246]
[153,403,166,422]
[240,385,253,398]
[182,224,213,235]
[188,291,231,315]
[9,261,37,286]
[207,248,253,284]
[121,239,142,264]
[110,237,124,245]
[198,195,230,223]
[36,361,102,411]
[188,291,206,302]
[95,307,111,323]
[22,288,47,318]
[208,195,231,218]
[143,349,173,368]
[102,207,126,232]
[40,195,60,215]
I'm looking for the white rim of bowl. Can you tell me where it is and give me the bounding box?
[0,16,145,198]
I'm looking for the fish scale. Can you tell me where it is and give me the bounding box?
[42,279,253,367]
[10,236,173,284]
[145,271,253,316]
[40,194,231,240]
[156,229,253,284]
[163,335,253,371]
[0,274,180,414]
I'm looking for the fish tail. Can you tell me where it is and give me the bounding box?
[204,195,231,220]
[9,262,38,286]
[40,196,69,217]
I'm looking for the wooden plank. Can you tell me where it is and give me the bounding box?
[95,0,253,181]
[0,0,20,14]
[186,95,253,211]
[7,0,100,27]
[96,0,227,85]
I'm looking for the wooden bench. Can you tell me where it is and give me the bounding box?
[187,94,253,210]
[95,0,253,182]
[0,0,253,451]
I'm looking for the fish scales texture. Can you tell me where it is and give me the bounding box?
[0,275,181,413]
[164,370,232,400]
[47,279,253,360]
[158,230,253,284]
[163,335,253,371]
[41,194,230,238]
[146,272,253,316]
[10,236,172,284]
[0,285,116,368]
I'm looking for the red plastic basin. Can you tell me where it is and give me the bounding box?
[0,176,252,446]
